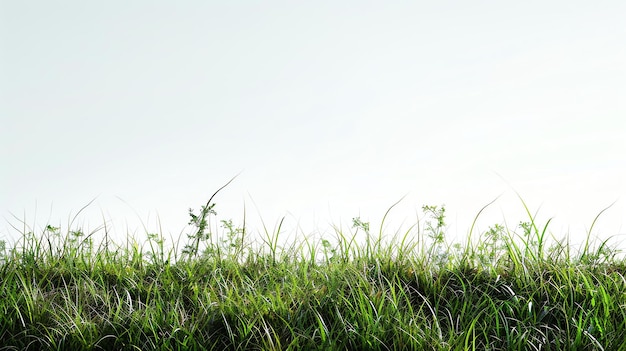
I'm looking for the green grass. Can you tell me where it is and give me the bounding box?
[1,191,625,350]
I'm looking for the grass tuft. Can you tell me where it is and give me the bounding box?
[1,185,625,350]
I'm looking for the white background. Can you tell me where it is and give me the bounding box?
[2,1,625,251]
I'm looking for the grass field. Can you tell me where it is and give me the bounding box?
[1,188,625,350]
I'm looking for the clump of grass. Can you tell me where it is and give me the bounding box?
[1,183,625,350]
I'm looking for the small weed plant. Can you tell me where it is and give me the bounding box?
[0,182,625,350]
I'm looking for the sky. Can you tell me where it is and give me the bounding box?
[1,1,625,251]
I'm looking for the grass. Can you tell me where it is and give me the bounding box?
[1,186,625,350]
